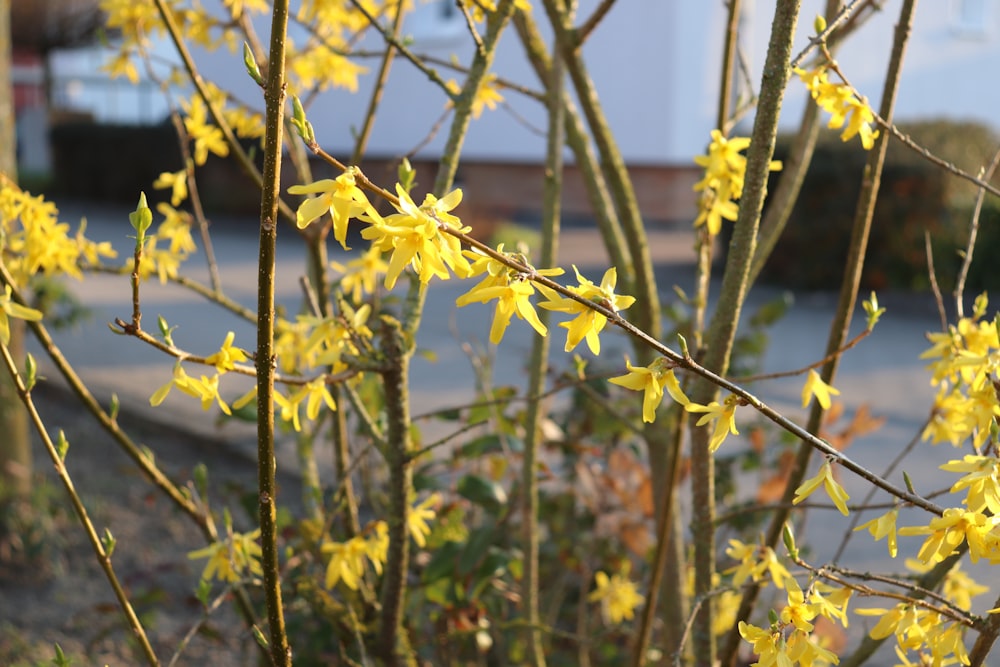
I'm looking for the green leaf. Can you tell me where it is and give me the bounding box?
[243,42,264,86]
[102,528,116,559]
[398,158,416,194]
[290,95,314,144]
[128,192,153,239]
[458,525,497,577]
[195,578,212,606]
[193,463,209,501]
[456,434,505,459]
[469,547,511,599]
[457,474,507,514]
[422,540,463,584]
[51,643,71,667]
[24,352,36,391]
[749,291,792,328]
[109,392,120,421]
[56,430,70,461]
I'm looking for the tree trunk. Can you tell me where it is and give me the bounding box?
[0,0,34,500]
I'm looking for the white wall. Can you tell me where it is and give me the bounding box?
[51,1,1000,166]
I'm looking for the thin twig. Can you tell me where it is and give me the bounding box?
[925,231,948,333]
[0,340,160,666]
[954,146,1000,318]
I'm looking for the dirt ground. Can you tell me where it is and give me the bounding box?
[0,384,298,666]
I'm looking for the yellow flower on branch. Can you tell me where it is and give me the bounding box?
[940,454,1000,514]
[188,528,262,584]
[456,244,562,344]
[153,169,189,207]
[446,73,505,119]
[792,460,850,515]
[795,65,880,149]
[155,203,197,255]
[330,245,389,303]
[182,96,229,166]
[321,521,390,590]
[780,577,819,633]
[588,564,644,625]
[459,279,547,345]
[408,493,440,548]
[725,539,790,589]
[322,536,370,590]
[692,130,781,236]
[898,507,1000,564]
[686,394,740,452]
[362,185,471,289]
[801,368,841,409]
[854,507,899,557]
[204,331,249,373]
[288,169,384,248]
[273,388,304,432]
[537,266,635,355]
[609,357,690,424]
[150,362,231,415]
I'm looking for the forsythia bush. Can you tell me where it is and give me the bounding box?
[0,2,998,667]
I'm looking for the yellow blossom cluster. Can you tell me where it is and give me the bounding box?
[738,577,849,667]
[322,494,438,590]
[693,130,782,236]
[588,564,644,625]
[856,602,972,666]
[285,0,381,95]
[795,65,880,150]
[0,179,117,286]
[446,73,506,119]
[188,527,263,584]
[919,294,999,448]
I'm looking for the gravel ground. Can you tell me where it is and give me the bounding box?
[0,384,298,667]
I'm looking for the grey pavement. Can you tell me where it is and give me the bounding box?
[26,198,990,651]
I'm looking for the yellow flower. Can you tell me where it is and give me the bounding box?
[537,266,635,355]
[0,285,43,345]
[153,169,189,207]
[854,507,899,557]
[801,368,841,409]
[725,539,790,590]
[693,130,781,235]
[408,493,440,548]
[322,536,369,590]
[151,364,231,416]
[460,280,547,345]
[792,460,850,515]
[446,73,505,119]
[182,96,229,166]
[941,454,1000,514]
[738,621,785,665]
[795,66,880,150]
[273,388,304,432]
[330,245,388,302]
[588,565,645,625]
[686,395,740,452]
[287,169,384,248]
[321,521,390,589]
[780,577,818,633]
[898,507,1000,564]
[362,185,470,289]
[188,529,262,584]
[204,331,249,373]
[609,357,690,423]
[155,203,197,255]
